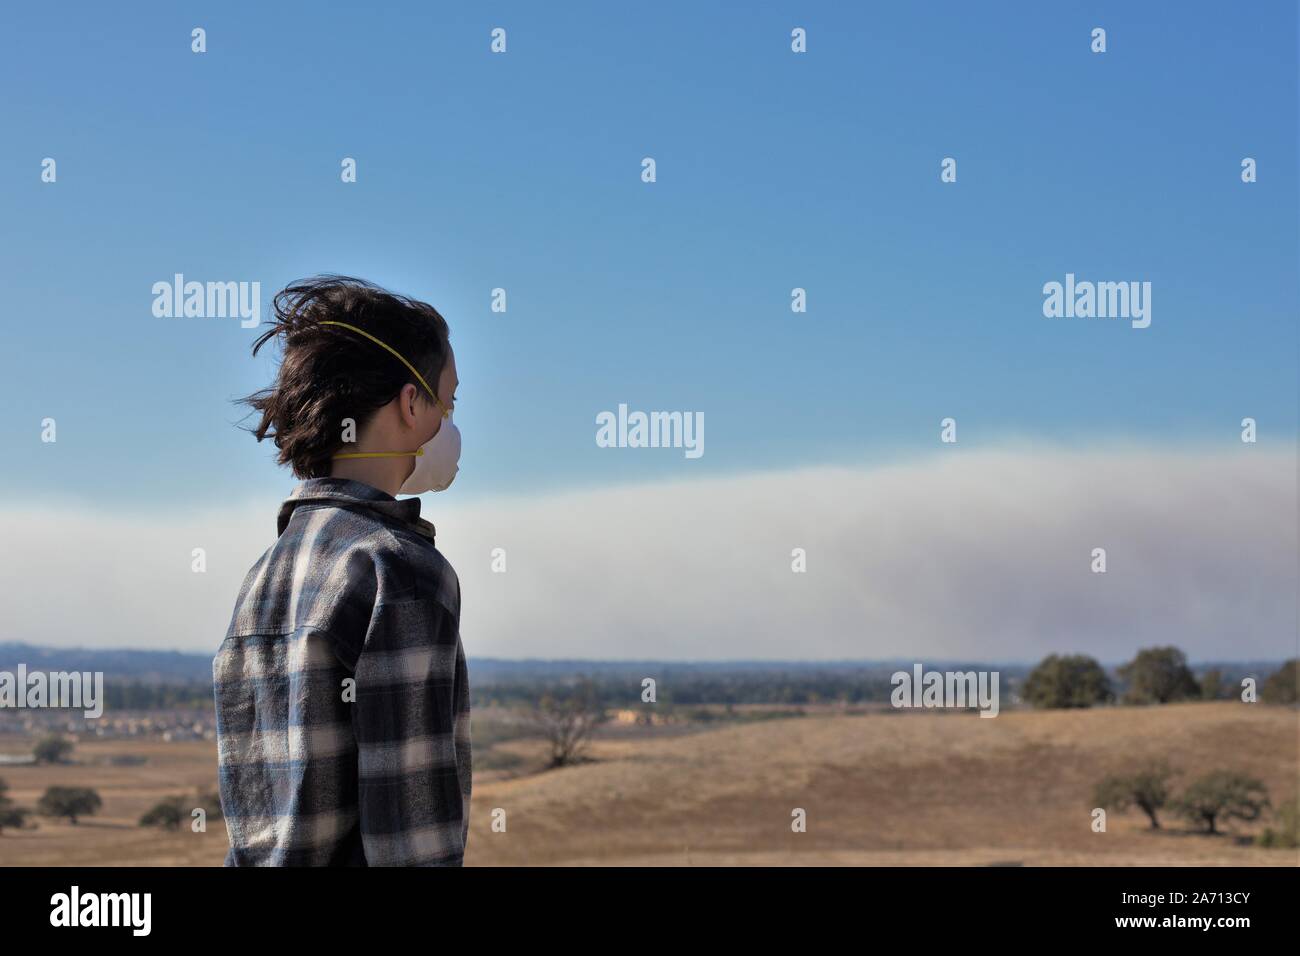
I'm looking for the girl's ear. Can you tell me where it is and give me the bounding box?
[400,383,421,426]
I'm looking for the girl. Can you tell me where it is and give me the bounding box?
[214,276,469,866]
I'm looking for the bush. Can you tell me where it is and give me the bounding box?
[0,805,29,834]
[1256,796,1299,848]
[1199,669,1227,700]
[1172,771,1270,834]
[32,734,74,765]
[0,777,32,835]
[195,789,224,821]
[1092,761,1175,828]
[1021,654,1113,709]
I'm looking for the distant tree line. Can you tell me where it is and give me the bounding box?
[480,671,918,709]
[102,681,214,711]
[13,656,1294,716]
[479,653,1296,712]
[1021,648,1296,710]
[16,681,215,713]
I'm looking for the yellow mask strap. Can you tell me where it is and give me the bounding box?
[319,320,443,461]
[319,320,439,402]
[333,448,424,461]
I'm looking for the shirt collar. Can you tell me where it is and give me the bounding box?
[277,477,437,543]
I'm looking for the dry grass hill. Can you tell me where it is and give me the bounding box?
[0,701,1294,866]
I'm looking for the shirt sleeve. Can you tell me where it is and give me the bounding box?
[351,596,469,866]
[453,634,472,851]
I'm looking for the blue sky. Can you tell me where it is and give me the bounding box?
[1,0,1295,510]
[0,2,1295,660]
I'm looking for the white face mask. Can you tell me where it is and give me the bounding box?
[399,411,461,495]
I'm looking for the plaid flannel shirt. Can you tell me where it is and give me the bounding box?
[214,477,470,866]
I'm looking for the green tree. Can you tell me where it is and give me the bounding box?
[1260,659,1297,705]
[1118,647,1200,704]
[37,786,102,825]
[1092,761,1175,829]
[32,734,74,765]
[139,797,186,831]
[1172,771,1270,834]
[1021,654,1113,709]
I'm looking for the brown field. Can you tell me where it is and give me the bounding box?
[1,701,1296,866]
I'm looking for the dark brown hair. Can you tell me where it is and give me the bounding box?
[240,276,451,478]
